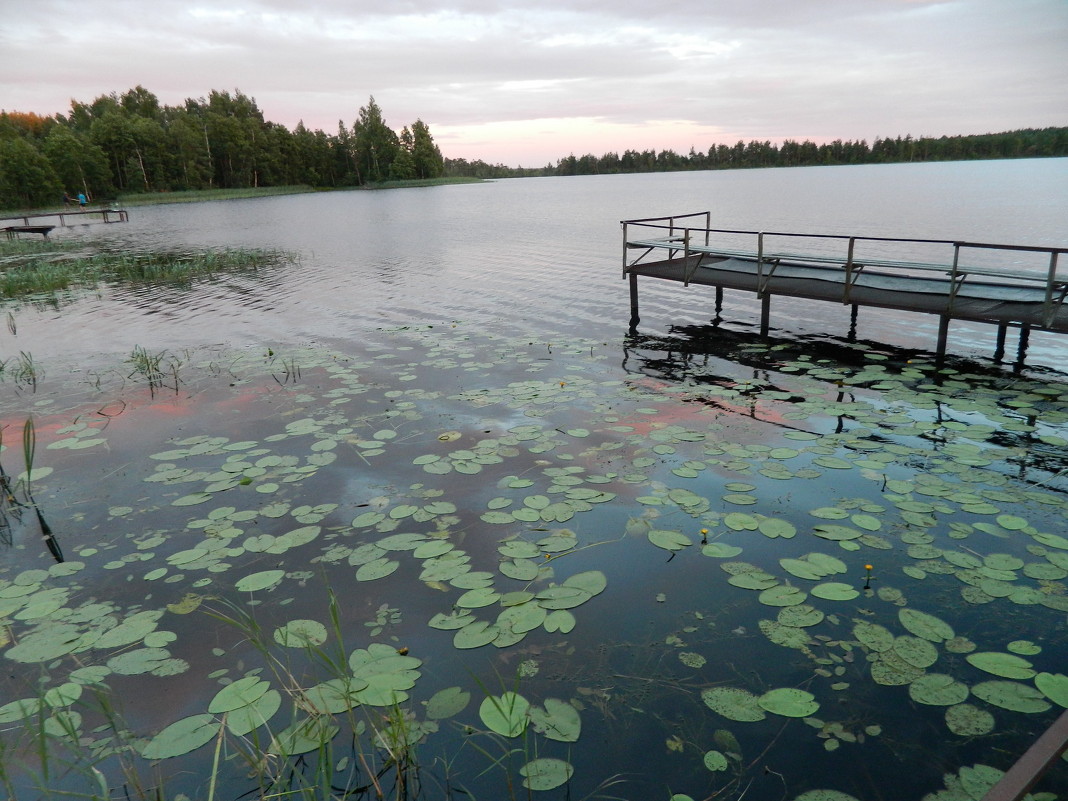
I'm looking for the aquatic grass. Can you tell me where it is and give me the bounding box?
[114,185,319,207]
[0,241,296,302]
[126,346,183,395]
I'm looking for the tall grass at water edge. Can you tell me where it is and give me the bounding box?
[0,244,295,301]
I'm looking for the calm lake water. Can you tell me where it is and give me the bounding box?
[2,159,1068,801]
[29,157,1068,367]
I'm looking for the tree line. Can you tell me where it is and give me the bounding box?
[1,84,1065,209]
[548,127,1068,176]
[0,86,445,209]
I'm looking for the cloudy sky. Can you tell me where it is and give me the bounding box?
[2,0,1065,167]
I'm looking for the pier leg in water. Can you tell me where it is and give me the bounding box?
[994,323,1008,362]
[628,273,640,332]
[760,293,771,337]
[847,304,859,342]
[1014,324,1031,372]
[936,315,950,364]
[714,286,723,323]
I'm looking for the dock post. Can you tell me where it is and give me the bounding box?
[760,293,771,337]
[1015,324,1031,371]
[936,315,950,363]
[848,304,859,342]
[994,323,1008,362]
[628,272,640,330]
[714,286,723,319]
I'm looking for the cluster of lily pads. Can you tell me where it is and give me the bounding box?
[0,326,1066,800]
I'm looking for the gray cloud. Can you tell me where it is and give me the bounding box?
[1,0,1064,164]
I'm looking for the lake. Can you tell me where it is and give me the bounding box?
[1,159,1067,801]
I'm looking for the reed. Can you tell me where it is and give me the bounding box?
[0,241,295,302]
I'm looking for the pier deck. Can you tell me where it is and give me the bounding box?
[0,208,129,233]
[622,212,1068,362]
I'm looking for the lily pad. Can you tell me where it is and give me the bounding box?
[701,687,766,722]
[1034,672,1068,708]
[648,529,692,551]
[479,691,529,737]
[235,570,285,593]
[944,703,995,736]
[971,681,1051,713]
[273,619,328,648]
[529,698,581,742]
[898,608,954,643]
[909,674,968,706]
[758,688,819,718]
[142,714,220,759]
[965,652,1036,680]
[425,686,471,720]
[520,757,573,791]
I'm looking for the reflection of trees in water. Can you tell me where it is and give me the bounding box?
[620,324,1068,494]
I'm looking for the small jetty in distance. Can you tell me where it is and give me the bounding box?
[1,207,129,240]
[622,211,1068,366]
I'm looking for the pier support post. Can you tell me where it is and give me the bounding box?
[1015,324,1031,372]
[994,323,1008,362]
[847,304,859,342]
[936,315,950,364]
[628,272,640,330]
[760,294,771,337]
[715,286,723,316]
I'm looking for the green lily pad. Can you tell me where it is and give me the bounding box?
[813,524,862,541]
[356,557,400,582]
[909,674,969,706]
[1034,672,1068,708]
[520,757,573,791]
[758,518,797,539]
[701,687,766,722]
[758,688,819,718]
[898,608,954,643]
[853,621,894,652]
[208,677,271,713]
[893,636,939,669]
[648,529,692,551]
[453,620,499,649]
[268,716,340,757]
[226,689,282,736]
[479,691,529,737]
[529,698,581,742]
[777,604,824,628]
[971,681,1051,713]
[703,750,729,771]
[425,686,472,720]
[235,570,285,593]
[793,792,862,801]
[810,582,859,601]
[965,652,1036,680]
[944,703,995,736]
[273,619,328,648]
[543,609,576,633]
[142,714,220,759]
[758,585,807,607]
[702,543,744,558]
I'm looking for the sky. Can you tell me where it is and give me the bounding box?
[1,0,1065,167]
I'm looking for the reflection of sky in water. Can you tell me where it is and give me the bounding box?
[3,165,1068,798]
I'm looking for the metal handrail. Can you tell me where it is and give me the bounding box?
[622,215,1068,323]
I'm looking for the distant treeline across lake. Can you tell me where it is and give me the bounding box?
[1,82,1065,207]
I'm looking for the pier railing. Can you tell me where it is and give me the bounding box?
[0,208,129,228]
[622,214,1068,327]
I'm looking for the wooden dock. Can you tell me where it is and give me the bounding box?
[622,212,1068,364]
[0,207,129,238]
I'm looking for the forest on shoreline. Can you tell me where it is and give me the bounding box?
[1,84,1066,209]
